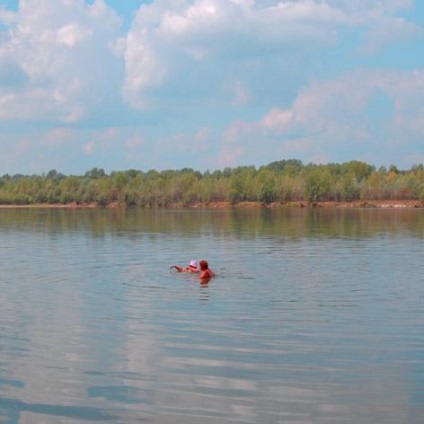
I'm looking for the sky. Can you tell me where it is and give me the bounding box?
[0,0,423,175]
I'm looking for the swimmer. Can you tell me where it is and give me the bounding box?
[170,260,199,273]
[198,260,215,280]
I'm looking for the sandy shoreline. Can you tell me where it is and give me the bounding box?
[192,200,424,209]
[0,200,422,209]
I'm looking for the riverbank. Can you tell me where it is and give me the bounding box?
[191,200,424,209]
[0,200,423,209]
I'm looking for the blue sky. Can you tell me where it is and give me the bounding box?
[0,0,423,175]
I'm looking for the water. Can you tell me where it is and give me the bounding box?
[0,207,423,424]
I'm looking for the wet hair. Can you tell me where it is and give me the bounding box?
[199,260,208,271]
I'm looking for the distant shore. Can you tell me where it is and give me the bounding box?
[0,200,422,209]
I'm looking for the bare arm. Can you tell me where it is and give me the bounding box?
[170,265,183,272]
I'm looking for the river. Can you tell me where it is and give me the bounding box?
[0,207,423,423]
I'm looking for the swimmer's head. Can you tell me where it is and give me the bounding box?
[188,260,199,269]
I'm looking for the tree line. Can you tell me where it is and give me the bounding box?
[0,160,423,207]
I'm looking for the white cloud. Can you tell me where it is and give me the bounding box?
[194,126,212,143]
[122,0,348,109]
[217,68,424,168]
[324,0,413,16]
[0,0,422,174]
[0,0,122,122]
[0,6,16,26]
[357,17,422,54]
[1,0,420,122]
[83,141,95,154]
[121,0,422,111]
[261,108,295,134]
[57,22,93,47]
[42,127,74,146]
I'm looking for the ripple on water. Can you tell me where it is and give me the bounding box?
[0,209,423,423]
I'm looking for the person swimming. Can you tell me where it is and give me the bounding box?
[170,260,199,273]
[198,260,215,280]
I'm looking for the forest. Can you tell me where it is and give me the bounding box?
[0,159,423,207]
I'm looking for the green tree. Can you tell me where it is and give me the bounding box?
[305,167,331,203]
[85,167,106,179]
[257,168,276,204]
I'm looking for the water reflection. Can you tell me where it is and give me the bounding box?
[0,207,423,239]
[0,208,423,423]
[0,398,117,423]
[198,284,210,302]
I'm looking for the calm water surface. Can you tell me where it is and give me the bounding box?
[0,208,423,424]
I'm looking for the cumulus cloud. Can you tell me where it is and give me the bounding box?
[0,0,122,123]
[0,0,422,174]
[217,68,424,168]
[122,0,347,109]
[356,16,422,54]
[57,22,92,47]
[324,0,413,16]
[1,0,421,121]
[121,0,422,109]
